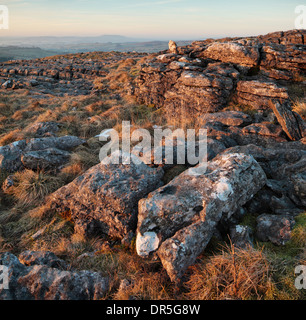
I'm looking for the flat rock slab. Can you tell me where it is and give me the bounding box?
[136,153,267,281]
[236,80,289,110]
[201,111,252,127]
[202,41,260,67]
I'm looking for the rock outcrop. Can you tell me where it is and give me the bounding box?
[135,30,306,141]
[136,153,266,281]
[0,52,148,96]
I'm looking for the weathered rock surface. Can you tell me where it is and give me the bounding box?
[21,148,71,170]
[0,140,26,172]
[201,41,260,67]
[235,80,289,110]
[24,122,59,137]
[18,251,68,269]
[241,122,284,138]
[270,101,304,140]
[0,252,108,300]
[168,40,178,54]
[0,136,85,172]
[201,111,252,127]
[136,153,266,281]
[45,154,164,240]
[229,225,253,249]
[256,214,295,246]
[223,143,306,213]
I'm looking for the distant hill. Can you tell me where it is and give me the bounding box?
[0,46,63,62]
[0,39,193,62]
[48,40,193,54]
[0,35,149,48]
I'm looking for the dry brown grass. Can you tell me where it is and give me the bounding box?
[0,129,24,146]
[292,100,306,119]
[185,244,272,300]
[7,169,64,208]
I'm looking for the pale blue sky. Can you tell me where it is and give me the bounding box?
[1,0,302,39]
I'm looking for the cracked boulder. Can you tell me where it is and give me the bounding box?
[136,153,266,281]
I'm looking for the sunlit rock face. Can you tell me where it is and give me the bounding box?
[136,152,267,281]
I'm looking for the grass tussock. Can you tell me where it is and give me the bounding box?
[7,169,64,208]
[185,244,272,300]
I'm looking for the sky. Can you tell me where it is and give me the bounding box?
[0,0,303,39]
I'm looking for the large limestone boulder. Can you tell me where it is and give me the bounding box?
[136,153,267,281]
[222,143,306,212]
[163,63,240,116]
[46,154,164,240]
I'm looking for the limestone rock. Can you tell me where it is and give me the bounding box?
[45,154,164,240]
[242,122,284,138]
[21,148,71,170]
[0,136,85,172]
[201,111,252,127]
[0,252,109,300]
[202,41,260,67]
[256,214,295,246]
[136,153,266,281]
[270,101,303,141]
[229,225,253,249]
[168,40,178,54]
[25,122,59,137]
[18,251,68,269]
[236,80,289,110]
